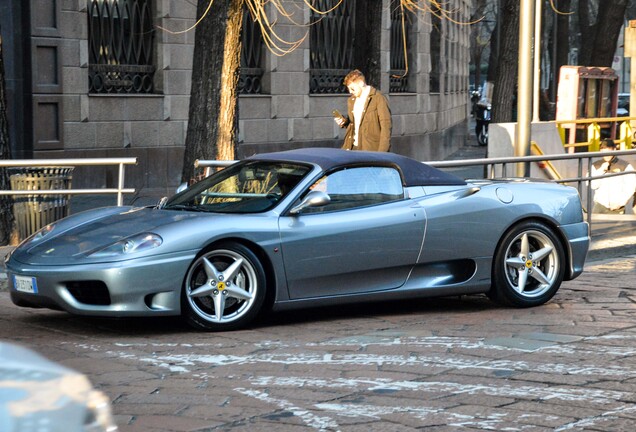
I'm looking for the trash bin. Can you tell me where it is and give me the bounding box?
[9,167,74,240]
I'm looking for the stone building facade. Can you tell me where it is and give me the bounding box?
[2,0,471,195]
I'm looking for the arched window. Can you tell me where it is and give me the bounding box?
[239,8,264,94]
[87,0,155,94]
[309,0,356,94]
[429,6,441,93]
[390,0,413,93]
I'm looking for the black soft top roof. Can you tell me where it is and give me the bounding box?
[248,148,466,187]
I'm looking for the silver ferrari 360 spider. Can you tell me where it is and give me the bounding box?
[6,148,589,331]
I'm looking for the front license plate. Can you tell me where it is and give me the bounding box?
[13,275,38,294]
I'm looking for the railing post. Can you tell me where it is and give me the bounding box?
[577,157,583,198]
[557,123,565,145]
[587,122,601,152]
[117,163,125,206]
[586,156,593,227]
[619,120,633,150]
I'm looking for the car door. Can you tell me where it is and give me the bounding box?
[278,166,426,299]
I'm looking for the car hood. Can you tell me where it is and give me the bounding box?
[0,342,116,432]
[16,206,236,264]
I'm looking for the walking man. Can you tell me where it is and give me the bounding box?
[334,70,392,152]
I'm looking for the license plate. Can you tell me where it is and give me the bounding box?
[13,275,38,294]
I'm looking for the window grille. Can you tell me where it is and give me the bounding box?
[390,1,412,93]
[445,24,454,93]
[239,8,264,94]
[429,9,441,93]
[88,0,155,94]
[309,0,356,94]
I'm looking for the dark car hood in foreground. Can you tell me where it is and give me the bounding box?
[0,341,116,432]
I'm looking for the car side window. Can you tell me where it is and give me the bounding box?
[303,166,404,213]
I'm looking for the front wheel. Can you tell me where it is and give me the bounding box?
[489,221,565,307]
[182,242,266,331]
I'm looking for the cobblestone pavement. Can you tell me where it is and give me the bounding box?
[0,252,635,431]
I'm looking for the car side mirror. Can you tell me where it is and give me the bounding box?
[289,190,331,215]
[176,182,189,194]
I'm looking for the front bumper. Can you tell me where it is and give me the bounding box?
[6,251,196,317]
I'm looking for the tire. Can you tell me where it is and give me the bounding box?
[475,121,482,138]
[182,242,266,331]
[478,128,488,146]
[489,221,565,307]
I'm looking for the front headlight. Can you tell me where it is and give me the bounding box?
[87,233,163,258]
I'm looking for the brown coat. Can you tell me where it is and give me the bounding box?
[341,87,392,152]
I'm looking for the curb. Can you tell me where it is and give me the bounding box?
[587,235,636,262]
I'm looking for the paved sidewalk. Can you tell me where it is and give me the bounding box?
[587,214,636,260]
[0,254,635,431]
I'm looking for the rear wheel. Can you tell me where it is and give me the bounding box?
[478,126,488,146]
[489,221,565,307]
[182,242,266,331]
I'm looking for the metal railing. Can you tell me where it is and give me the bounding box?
[555,116,636,151]
[0,158,137,206]
[196,149,636,228]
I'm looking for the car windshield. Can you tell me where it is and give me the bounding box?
[164,161,312,213]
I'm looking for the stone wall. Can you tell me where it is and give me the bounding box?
[28,0,471,194]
